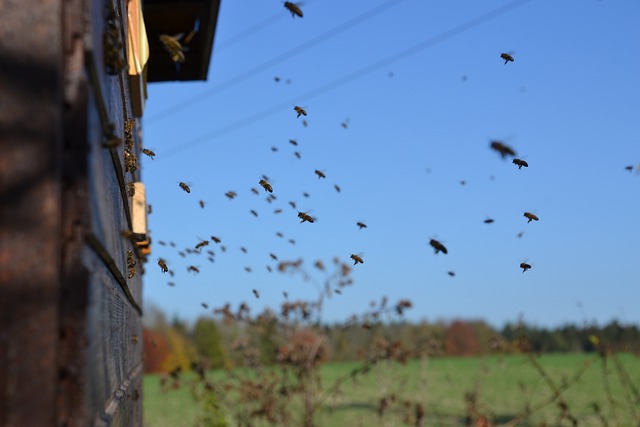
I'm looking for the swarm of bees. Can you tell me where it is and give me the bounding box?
[284,2,303,18]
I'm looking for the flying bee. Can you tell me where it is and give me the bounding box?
[211,236,221,244]
[294,151,301,159]
[148,205,153,214]
[284,2,303,17]
[334,184,341,193]
[240,247,247,253]
[270,253,278,261]
[523,212,539,223]
[187,265,200,274]
[158,258,169,273]
[350,254,364,265]
[167,282,175,287]
[271,146,278,152]
[302,192,310,198]
[447,271,456,277]
[513,158,528,169]
[356,222,367,230]
[289,201,297,209]
[201,303,209,309]
[460,180,466,186]
[297,211,314,223]
[288,239,296,245]
[520,262,532,273]
[220,245,226,252]
[142,148,156,160]
[484,218,495,224]
[625,165,633,172]
[341,118,350,129]
[244,267,252,273]
[195,240,209,250]
[252,289,260,298]
[159,34,186,63]
[178,182,191,193]
[274,76,281,83]
[294,105,307,117]
[302,119,308,127]
[259,178,273,193]
[314,170,326,179]
[199,200,206,208]
[500,52,515,64]
[225,191,237,200]
[289,139,298,146]
[274,209,282,214]
[126,182,136,197]
[490,140,516,159]
[158,240,167,246]
[266,265,272,272]
[250,209,258,217]
[276,232,284,238]
[429,239,448,254]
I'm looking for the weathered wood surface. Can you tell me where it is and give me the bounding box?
[0,0,144,425]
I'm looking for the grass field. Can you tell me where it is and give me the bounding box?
[144,353,640,426]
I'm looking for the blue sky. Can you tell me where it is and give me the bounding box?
[141,0,640,328]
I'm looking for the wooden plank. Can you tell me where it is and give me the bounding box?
[0,0,64,425]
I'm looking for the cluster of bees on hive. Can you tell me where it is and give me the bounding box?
[146,5,639,301]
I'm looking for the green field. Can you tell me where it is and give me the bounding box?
[144,353,640,426]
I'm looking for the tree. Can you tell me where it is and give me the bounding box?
[193,317,227,369]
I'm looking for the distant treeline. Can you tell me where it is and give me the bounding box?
[142,307,640,373]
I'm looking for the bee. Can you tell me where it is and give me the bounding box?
[250,188,260,195]
[168,282,175,287]
[271,146,278,152]
[297,211,314,223]
[240,247,247,254]
[350,254,364,265]
[220,245,227,252]
[500,52,515,65]
[270,253,278,261]
[490,140,517,159]
[159,34,186,63]
[523,212,539,223]
[513,159,528,169]
[447,271,456,277]
[211,236,222,244]
[225,191,237,200]
[142,148,156,159]
[314,170,326,179]
[334,289,342,295]
[276,232,284,238]
[288,239,296,245]
[195,240,209,250]
[289,201,297,209]
[429,239,448,254]
[148,204,153,214]
[158,240,167,246]
[517,231,524,238]
[484,218,495,224]
[625,165,633,172]
[520,262,531,273]
[302,192,310,198]
[284,2,303,18]
[187,265,200,274]
[274,209,283,214]
[126,250,136,268]
[244,267,252,273]
[334,184,341,193]
[302,119,308,127]
[294,105,307,118]
[124,151,138,173]
[460,180,466,186]
[126,182,136,197]
[201,303,209,309]
[252,289,260,298]
[178,251,186,257]
[158,258,169,273]
[169,241,176,247]
[179,182,191,193]
[341,118,350,129]
[266,266,272,272]
[250,209,258,217]
[356,222,367,230]
[294,151,301,159]
[274,76,281,83]
[289,139,298,146]
[259,178,273,193]
[128,267,136,279]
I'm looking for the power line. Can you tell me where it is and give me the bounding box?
[146,0,409,124]
[159,0,533,159]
